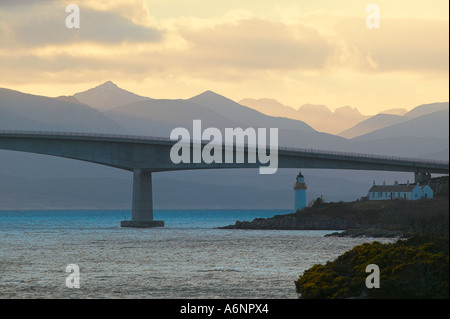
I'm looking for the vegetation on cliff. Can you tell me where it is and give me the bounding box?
[293,176,449,299]
[294,234,449,299]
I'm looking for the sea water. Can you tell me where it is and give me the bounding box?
[0,209,395,298]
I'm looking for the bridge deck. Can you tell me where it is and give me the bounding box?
[1,130,448,227]
[1,130,448,167]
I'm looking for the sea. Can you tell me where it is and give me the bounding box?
[0,209,396,299]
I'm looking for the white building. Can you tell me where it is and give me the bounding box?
[293,171,307,211]
[368,181,433,201]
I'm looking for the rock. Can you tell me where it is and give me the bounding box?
[217,198,449,238]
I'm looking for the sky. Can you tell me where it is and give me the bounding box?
[0,0,448,115]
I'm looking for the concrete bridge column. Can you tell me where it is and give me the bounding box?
[121,169,164,228]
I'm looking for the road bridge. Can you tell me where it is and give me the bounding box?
[1,130,448,227]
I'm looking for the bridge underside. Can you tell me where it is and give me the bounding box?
[0,132,448,228]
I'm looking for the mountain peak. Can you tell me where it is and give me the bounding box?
[98,80,119,89]
[195,90,225,99]
[73,81,149,111]
[189,90,233,105]
[298,104,332,115]
[335,105,362,116]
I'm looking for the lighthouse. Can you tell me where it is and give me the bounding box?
[294,171,307,211]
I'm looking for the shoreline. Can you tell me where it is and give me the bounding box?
[217,197,449,238]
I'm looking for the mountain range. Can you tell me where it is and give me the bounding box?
[0,81,448,209]
[339,102,449,139]
[239,98,370,134]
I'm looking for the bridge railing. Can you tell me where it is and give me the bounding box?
[0,129,173,141]
[278,146,449,165]
[0,129,448,166]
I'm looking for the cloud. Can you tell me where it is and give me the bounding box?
[176,18,336,71]
[333,16,449,74]
[0,15,339,84]
[2,1,446,76]
[0,4,163,47]
[0,0,58,7]
[0,0,448,113]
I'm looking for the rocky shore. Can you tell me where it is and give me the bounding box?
[218,197,449,238]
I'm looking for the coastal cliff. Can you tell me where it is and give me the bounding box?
[219,197,449,238]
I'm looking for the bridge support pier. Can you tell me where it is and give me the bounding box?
[121,169,164,228]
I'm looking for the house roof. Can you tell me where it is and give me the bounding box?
[369,184,418,192]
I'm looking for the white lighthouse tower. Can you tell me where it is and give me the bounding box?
[294,171,307,211]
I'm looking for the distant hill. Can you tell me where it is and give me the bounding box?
[239,98,370,134]
[105,96,242,137]
[0,83,447,210]
[0,87,128,133]
[404,102,449,118]
[339,102,449,139]
[0,105,47,131]
[241,99,449,139]
[352,110,449,141]
[104,89,347,150]
[54,95,85,105]
[238,98,300,120]
[339,113,409,139]
[345,109,449,159]
[379,108,408,116]
[297,104,369,135]
[73,81,150,111]
[190,91,314,132]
